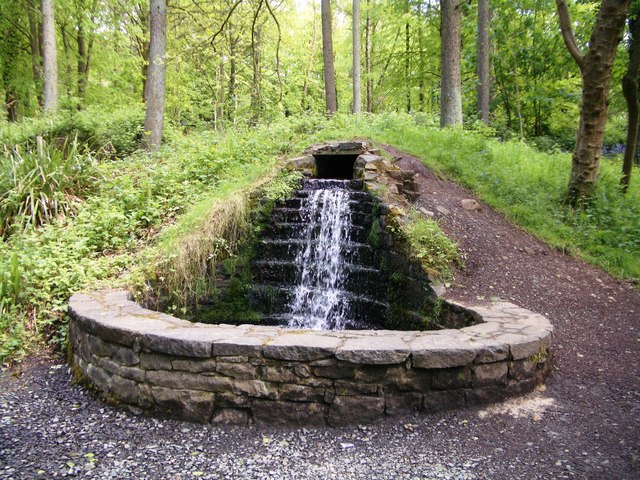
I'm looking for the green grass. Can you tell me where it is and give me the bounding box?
[313,113,640,280]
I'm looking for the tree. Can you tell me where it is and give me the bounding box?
[555,0,629,205]
[440,0,462,127]
[41,0,57,113]
[142,0,166,152]
[352,0,361,114]
[477,0,490,124]
[321,0,337,115]
[621,5,640,193]
[365,0,372,113]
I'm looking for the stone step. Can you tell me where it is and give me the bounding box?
[252,261,387,297]
[269,208,374,228]
[281,198,375,214]
[261,222,373,244]
[248,284,389,329]
[301,179,364,190]
[256,240,377,266]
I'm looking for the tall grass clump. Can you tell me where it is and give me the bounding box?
[0,137,101,236]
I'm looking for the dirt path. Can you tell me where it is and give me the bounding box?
[0,146,638,479]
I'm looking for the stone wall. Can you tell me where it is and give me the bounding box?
[68,290,552,426]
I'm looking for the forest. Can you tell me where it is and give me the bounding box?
[0,0,638,362]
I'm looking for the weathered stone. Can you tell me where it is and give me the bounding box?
[473,362,508,387]
[109,374,139,404]
[309,358,337,367]
[262,334,340,361]
[212,408,248,425]
[146,370,233,392]
[293,364,311,378]
[334,380,379,396]
[336,336,410,365]
[151,387,214,422]
[139,328,215,358]
[213,336,266,357]
[278,384,325,402]
[461,199,481,210]
[465,385,511,406]
[328,396,385,425]
[171,358,217,373]
[232,380,277,399]
[252,400,326,427]
[284,156,315,171]
[140,352,173,371]
[411,332,478,369]
[260,365,298,383]
[508,334,551,360]
[423,389,465,412]
[431,367,472,390]
[385,392,423,415]
[86,363,110,392]
[110,345,139,366]
[509,359,536,380]
[313,365,356,379]
[87,335,113,357]
[215,391,251,408]
[93,356,145,383]
[216,362,259,380]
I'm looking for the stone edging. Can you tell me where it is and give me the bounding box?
[68,290,552,426]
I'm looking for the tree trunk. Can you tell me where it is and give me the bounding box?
[621,11,640,193]
[405,0,411,113]
[440,0,462,127]
[321,0,337,115]
[352,0,361,114]
[555,0,629,205]
[476,0,490,124]
[41,0,57,114]
[251,9,263,126]
[365,0,372,113]
[301,4,318,111]
[77,8,94,102]
[228,31,238,121]
[5,90,18,122]
[142,0,166,152]
[27,1,43,107]
[60,23,73,96]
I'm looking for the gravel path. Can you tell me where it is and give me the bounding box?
[1,147,639,479]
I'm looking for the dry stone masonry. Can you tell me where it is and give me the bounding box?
[68,290,552,426]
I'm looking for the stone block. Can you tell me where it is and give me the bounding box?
[334,380,379,396]
[232,380,277,399]
[216,362,259,380]
[86,363,110,392]
[212,408,248,426]
[87,335,113,357]
[172,358,217,373]
[328,396,385,425]
[263,334,340,361]
[110,345,140,366]
[473,362,508,387]
[336,336,410,365]
[278,384,325,402]
[423,389,465,412]
[139,329,214,358]
[216,392,251,408]
[146,370,233,393]
[313,365,356,379]
[109,374,139,404]
[431,367,472,390]
[140,352,173,370]
[508,359,536,380]
[213,336,266,356]
[260,365,298,383]
[411,332,478,369]
[465,386,511,406]
[252,400,327,427]
[385,392,423,415]
[151,387,214,422]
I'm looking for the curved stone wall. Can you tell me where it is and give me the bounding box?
[68,290,552,426]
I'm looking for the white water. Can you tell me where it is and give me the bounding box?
[287,183,353,330]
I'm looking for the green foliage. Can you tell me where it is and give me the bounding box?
[318,112,639,279]
[402,210,460,280]
[0,137,101,235]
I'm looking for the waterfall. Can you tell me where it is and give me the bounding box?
[287,180,353,330]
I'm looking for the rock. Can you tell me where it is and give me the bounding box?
[328,395,385,425]
[211,408,248,425]
[252,400,326,426]
[436,205,451,215]
[524,246,536,255]
[419,207,435,217]
[336,336,410,365]
[461,199,481,211]
[151,387,214,422]
[262,333,340,361]
[473,362,508,386]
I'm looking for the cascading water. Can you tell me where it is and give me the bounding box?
[287,180,353,330]
[250,177,389,330]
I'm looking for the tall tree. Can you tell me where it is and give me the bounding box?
[321,0,337,115]
[405,0,411,112]
[352,0,361,114]
[26,0,43,107]
[365,0,372,113]
[440,0,462,127]
[621,5,640,193]
[142,0,166,152]
[476,0,490,124]
[41,0,57,113]
[555,0,630,205]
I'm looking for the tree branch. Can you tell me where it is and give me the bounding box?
[264,0,283,101]
[209,0,243,47]
[555,0,585,70]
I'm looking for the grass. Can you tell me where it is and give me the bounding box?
[312,113,640,280]
[0,110,637,363]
